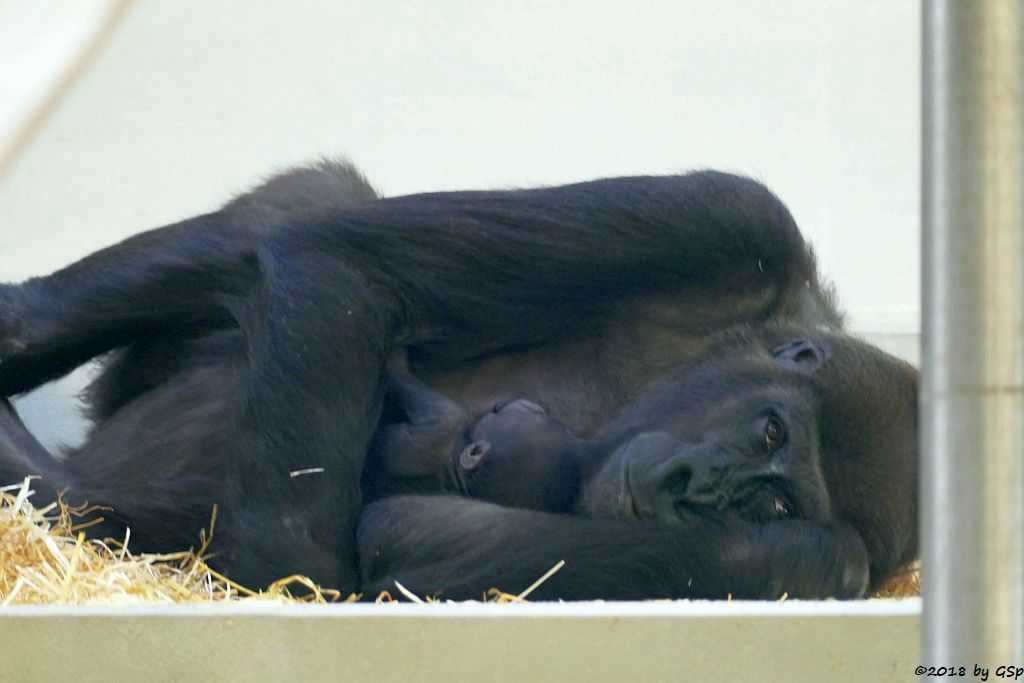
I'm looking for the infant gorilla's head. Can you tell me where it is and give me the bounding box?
[455,399,580,513]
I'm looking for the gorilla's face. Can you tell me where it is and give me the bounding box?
[582,326,919,586]
[583,344,831,527]
[465,399,574,467]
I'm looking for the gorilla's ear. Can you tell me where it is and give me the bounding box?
[459,441,491,471]
[772,338,829,372]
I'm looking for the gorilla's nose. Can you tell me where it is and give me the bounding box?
[658,454,728,507]
[626,437,729,522]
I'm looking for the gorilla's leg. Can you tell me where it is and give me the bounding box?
[0,242,393,588]
[0,397,72,490]
[78,326,375,588]
[0,217,256,396]
[220,239,394,587]
[0,215,398,589]
[0,160,378,397]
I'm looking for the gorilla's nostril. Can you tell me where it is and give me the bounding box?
[660,464,693,494]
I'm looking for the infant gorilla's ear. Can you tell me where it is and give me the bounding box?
[459,441,490,471]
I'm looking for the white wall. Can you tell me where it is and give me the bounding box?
[0,0,921,448]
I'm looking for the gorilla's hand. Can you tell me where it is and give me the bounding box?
[733,518,869,599]
[357,495,869,601]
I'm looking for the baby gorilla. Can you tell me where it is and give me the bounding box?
[369,355,581,513]
[454,398,581,512]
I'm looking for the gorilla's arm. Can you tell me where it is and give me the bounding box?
[0,170,821,396]
[358,496,870,601]
[377,360,468,478]
[349,171,824,360]
[0,160,378,396]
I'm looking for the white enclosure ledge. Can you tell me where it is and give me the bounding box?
[2,599,921,682]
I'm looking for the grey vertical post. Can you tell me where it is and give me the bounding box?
[922,0,1024,665]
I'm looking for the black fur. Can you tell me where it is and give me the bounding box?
[0,159,918,599]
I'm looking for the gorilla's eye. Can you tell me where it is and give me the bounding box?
[492,401,508,413]
[773,497,792,519]
[764,417,785,451]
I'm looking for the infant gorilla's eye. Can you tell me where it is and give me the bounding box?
[773,497,792,519]
[764,417,785,451]
[492,401,508,413]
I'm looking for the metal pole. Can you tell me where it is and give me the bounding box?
[922,0,1024,666]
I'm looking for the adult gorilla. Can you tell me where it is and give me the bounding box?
[0,160,918,600]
